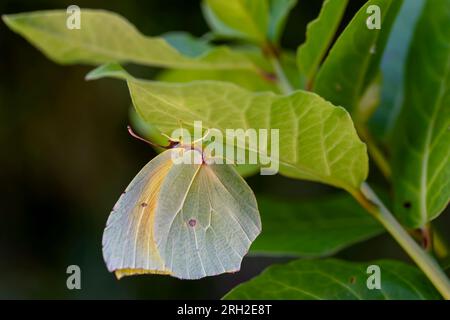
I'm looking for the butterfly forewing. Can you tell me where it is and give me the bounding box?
[102,149,176,278]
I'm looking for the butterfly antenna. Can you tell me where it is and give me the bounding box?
[161,132,174,141]
[192,128,211,145]
[127,125,172,149]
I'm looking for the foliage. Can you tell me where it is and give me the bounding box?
[224,259,440,300]
[3,0,449,299]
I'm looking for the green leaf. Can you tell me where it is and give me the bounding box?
[128,106,169,150]
[119,78,367,194]
[88,64,368,191]
[391,0,450,228]
[202,0,269,44]
[279,51,303,89]
[130,104,260,178]
[162,32,211,58]
[297,0,348,87]
[314,0,402,113]
[267,0,297,43]
[157,68,279,93]
[85,62,131,81]
[223,259,441,299]
[361,0,403,94]
[369,0,425,140]
[156,50,300,93]
[201,3,242,41]
[85,62,270,179]
[251,193,383,256]
[202,0,297,44]
[2,10,256,70]
[89,69,261,179]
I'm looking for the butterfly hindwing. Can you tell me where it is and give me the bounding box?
[103,148,262,280]
[154,152,261,279]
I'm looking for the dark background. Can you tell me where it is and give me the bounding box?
[0,0,448,299]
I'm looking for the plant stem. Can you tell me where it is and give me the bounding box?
[269,56,294,95]
[357,125,392,180]
[353,183,450,299]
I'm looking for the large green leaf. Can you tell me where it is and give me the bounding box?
[251,193,383,256]
[314,0,402,113]
[297,0,348,88]
[267,0,297,43]
[224,259,441,299]
[369,0,425,140]
[392,0,450,228]
[2,10,256,70]
[125,79,367,193]
[87,63,368,192]
[202,0,269,44]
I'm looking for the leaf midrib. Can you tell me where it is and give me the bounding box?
[419,55,450,224]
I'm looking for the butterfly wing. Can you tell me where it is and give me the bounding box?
[154,154,261,279]
[102,149,175,278]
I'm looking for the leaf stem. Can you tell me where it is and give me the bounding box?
[357,125,391,180]
[354,183,450,299]
[269,56,294,95]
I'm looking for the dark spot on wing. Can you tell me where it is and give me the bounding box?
[403,201,412,209]
[188,219,197,227]
[141,202,148,207]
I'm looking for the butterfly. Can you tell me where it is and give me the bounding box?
[102,126,261,279]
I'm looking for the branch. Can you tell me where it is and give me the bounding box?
[353,183,450,299]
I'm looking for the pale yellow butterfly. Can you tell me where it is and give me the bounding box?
[102,126,261,279]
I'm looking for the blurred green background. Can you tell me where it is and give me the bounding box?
[1,0,448,299]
